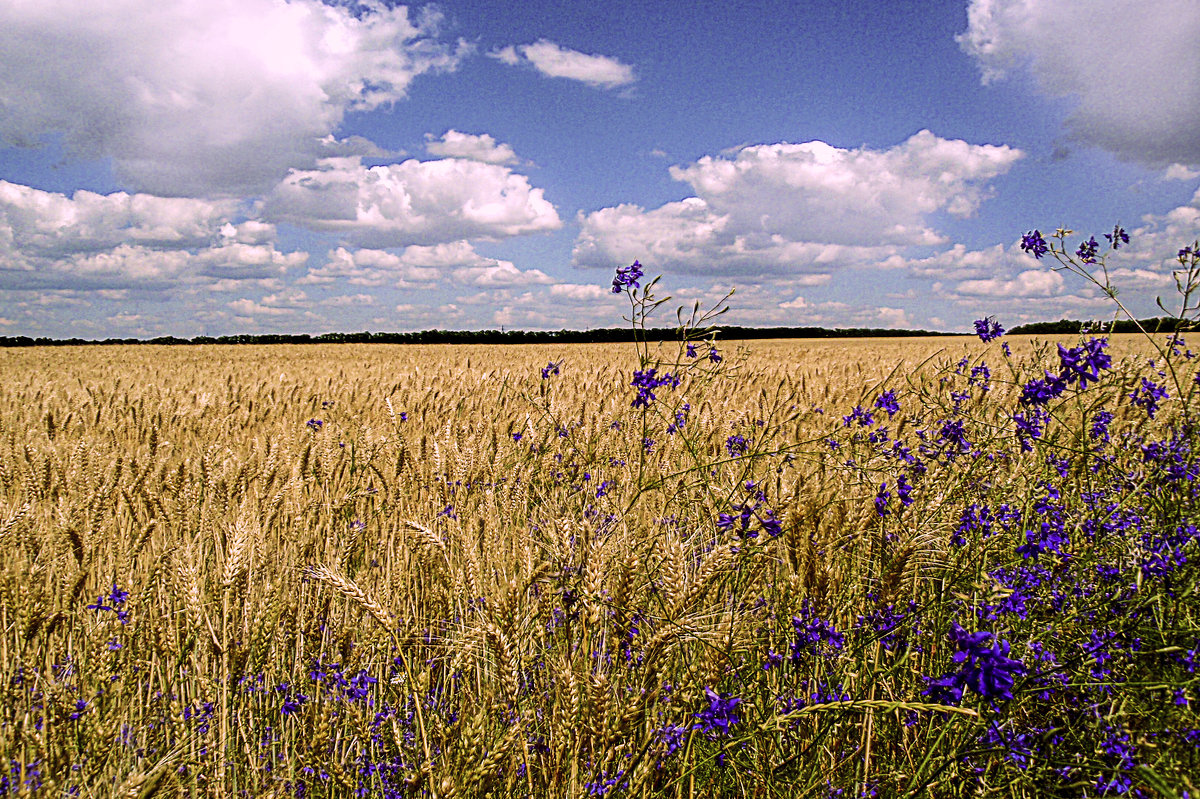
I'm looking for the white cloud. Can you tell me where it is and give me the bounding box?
[900,243,1020,280]
[299,247,440,287]
[785,273,833,287]
[0,180,305,289]
[0,180,234,257]
[1165,164,1200,181]
[549,283,612,301]
[299,241,552,288]
[425,130,519,165]
[219,220,277,246]
[228,289,311,317]
[489,45,521,66]
[194,242,308,280]
[267,156,561,247]
[956,269,1065,298]
[669,131,1021,246]
[0,0,467,196]
[958,0,1200,166]
[321,293,374,307]
[490,39,634,89]
[453,261,553,287]
[874,307,911,329]
[36,244,197,288]
[574,131,1021,275]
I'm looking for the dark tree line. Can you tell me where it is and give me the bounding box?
[10,317,1189,348]
[1007,317,1195,335]
[0,325,954,347]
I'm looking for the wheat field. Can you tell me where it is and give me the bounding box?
[0,332,1195,798]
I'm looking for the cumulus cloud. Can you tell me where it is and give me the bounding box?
[299,241,553,288]
[0,0,467,196]
[267,156,561,247]
[454,261,553,287]
[669,131,1021,246]
[958,0,1200,166]
[0,181,235,258]
[574,131,1021,274]
[955,269,1065,298]
[0,180,305,289]
[321,293,374,307]
[299,247,440,287]
[425,130,519,165]
[898,243,1020,281]
[228,289,312,318]
[194,242,309,280]
[489,39,635,89]
[1165,164,1200,182]
[549,283,612,301]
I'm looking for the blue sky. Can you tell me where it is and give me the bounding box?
[1,0,1198,338]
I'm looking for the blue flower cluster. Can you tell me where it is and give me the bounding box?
[610,260,644,293]
[974,317,1005,342]
[924,623,1026,704]
[630,368,679,408]
[1020,338,1111,406]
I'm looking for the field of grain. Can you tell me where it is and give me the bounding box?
[0,332,1196,797]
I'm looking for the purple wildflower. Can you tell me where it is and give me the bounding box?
[924,623,1025,704]
[694,688,741,736]
[1129,378,1168,418]
[1076,236,1100,264]
[843,405,875,427]
[725,434,748,457]
[631,368,679,408]
[1090,411,1114,442]
[611,260,644,293]
[974,317,1005,342]
[874,389,900,418]
[874,482,890,516]
[1020,372,1068,406]
[1020,230,1048,259]
[791,601,845,659]
[1104,225,1129,249]
[1057,338,1110,389]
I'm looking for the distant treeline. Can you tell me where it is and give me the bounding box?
[3,318,1190,347]
[0,325,950,347]
[1007,317,1194,335]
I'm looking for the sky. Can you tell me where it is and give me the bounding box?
[1,0,1198,339]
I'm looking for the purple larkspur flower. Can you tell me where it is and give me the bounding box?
[611,260,644,293]
[1076,236,1100,264]
[843,405,874,427]
[1020,372,1068,406]
[924,623,1025,704]
[1057,338,1110,389]
[1020,230,1048,259]
[874,389,900,418]
[974,317,1005,342]
[1129,378,1168,419]
[694,688,741,736]
[631,368,679,408]
[874,482,890,517]
[1104,225,1129,249]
